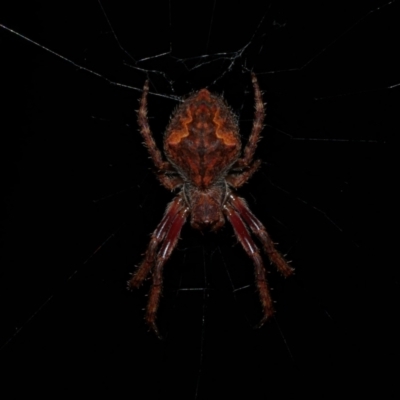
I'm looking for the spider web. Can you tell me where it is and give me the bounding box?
[0,0,398,398]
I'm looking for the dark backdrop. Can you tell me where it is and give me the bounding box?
[1,1,398,398]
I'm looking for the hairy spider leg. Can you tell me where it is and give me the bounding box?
[138,80,183,190]
[224,202,274,326]
[146,204,188,337]
[128,197,185,290]
[226,159,262,188]
[235,72,265,169]
[129,195,188,336]
[229,194,294,277]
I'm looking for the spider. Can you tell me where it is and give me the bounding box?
[128,73,293,337]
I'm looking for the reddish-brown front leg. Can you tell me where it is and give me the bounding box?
[128,195,188,337]
[224,203,274,326]
[229,193,294,277]
[146,205,188,336]
[128,196,184,289]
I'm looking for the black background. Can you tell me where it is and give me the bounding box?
[1,1,398,398]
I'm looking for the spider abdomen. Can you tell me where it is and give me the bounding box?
[164,89,241,189]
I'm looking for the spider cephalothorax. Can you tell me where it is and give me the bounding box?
[128,73,293,337]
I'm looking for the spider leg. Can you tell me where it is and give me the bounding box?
[128,196,184,289]
[228,193,294,277]
[138,80,182,190]
[224,202,274,326]
[227,159,262,189]
[235,73,265,169]
[146,205,188,337]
